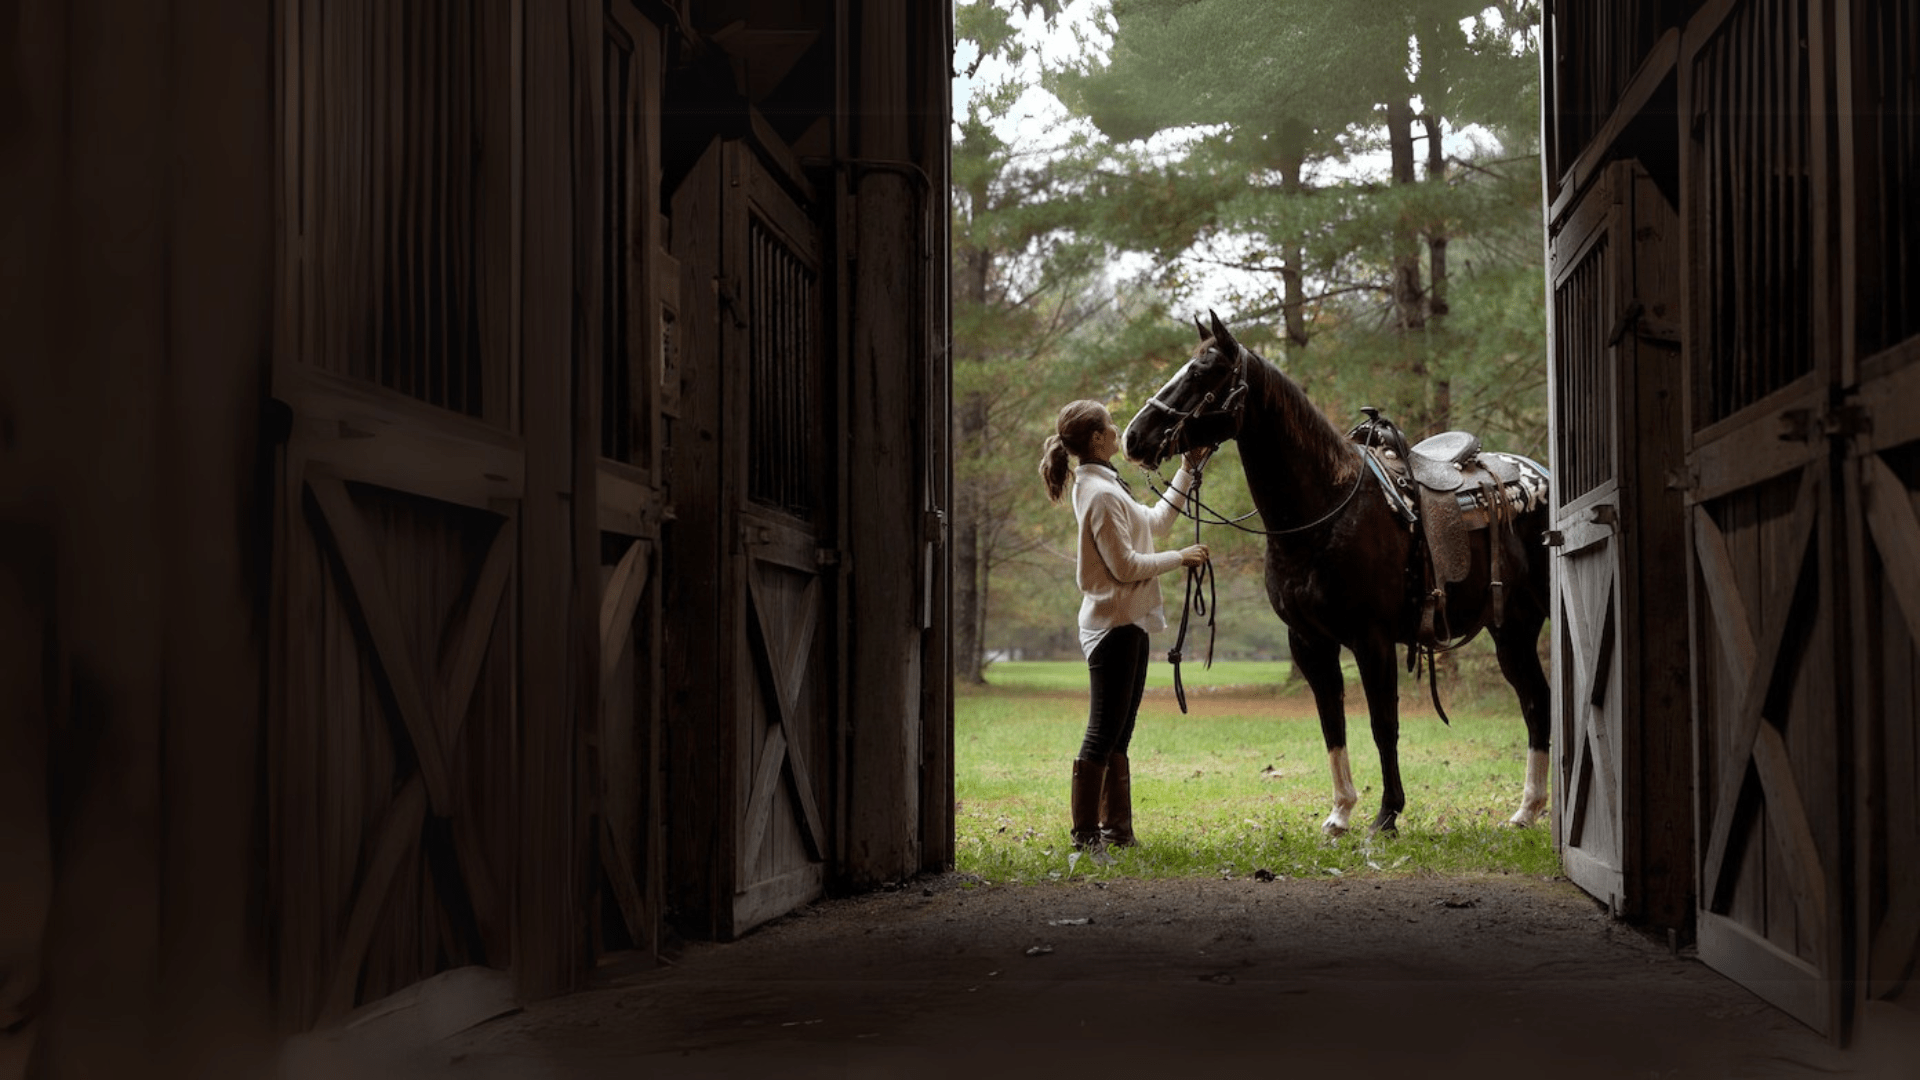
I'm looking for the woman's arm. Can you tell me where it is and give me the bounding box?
[1143,464,1196,536]
[1088,495,1185,583]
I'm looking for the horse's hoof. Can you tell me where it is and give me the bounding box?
[1322,821,1349,838]
[1369,812,1399,836]
[1368,823,1398,838]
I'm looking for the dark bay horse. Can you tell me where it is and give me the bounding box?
[1124,312,1552,836]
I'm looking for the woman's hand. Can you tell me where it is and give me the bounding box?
[1179,543,1210,567]
[1183,445,1213,472]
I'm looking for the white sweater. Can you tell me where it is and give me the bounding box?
[1070,462,1196,650]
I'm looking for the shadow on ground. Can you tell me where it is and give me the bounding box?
[291,872,1912,1079]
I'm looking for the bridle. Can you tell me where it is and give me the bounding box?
[1140,344,1250,465]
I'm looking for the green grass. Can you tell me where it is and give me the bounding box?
[956,660,1559,885]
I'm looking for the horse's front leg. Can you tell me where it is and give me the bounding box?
[1354,641,1405,835]
[1290,629,1358,836]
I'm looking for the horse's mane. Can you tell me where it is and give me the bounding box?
[1203,338,1358,486]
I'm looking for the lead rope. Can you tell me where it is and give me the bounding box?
[1168,459,1217,714]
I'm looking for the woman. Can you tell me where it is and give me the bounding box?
[1037,399,1210,849]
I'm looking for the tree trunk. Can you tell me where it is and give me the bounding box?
[1423,112,1449,321]
[952,393,988,685]
[1424,112,1450,434]
[1277,123,1310,350]
[1386,98,1431,434]
[952,208,992,685]
[1386,98,1424,336]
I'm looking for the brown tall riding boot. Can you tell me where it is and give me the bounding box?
[1100,752,1136,847]
[1070,758,1107,848]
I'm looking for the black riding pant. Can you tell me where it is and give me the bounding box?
[1079,624,1150,761]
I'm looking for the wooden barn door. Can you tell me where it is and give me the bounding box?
[585,0,670,961]
[1680,0,1846,1037]
[1842,0,1920,1042]
[272,0,523,1027]
[667,130,835,939]
[1547,159,1691,929]
[723,140,834,935]
[1548,166,1629,911]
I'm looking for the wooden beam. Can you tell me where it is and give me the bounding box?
[1700,467,1822,907]
[515,0,583,999]
[1692,504,1760,678]
[324,780,428,1017]
[598,540,649,693]
[308,473,457,815]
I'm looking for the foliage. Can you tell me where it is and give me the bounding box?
[955,666,1560,884]
[952,0,1553,661]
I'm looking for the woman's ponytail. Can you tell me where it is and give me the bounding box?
[1038,433,1072,504]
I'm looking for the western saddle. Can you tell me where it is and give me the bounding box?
[1347,407,1545,657]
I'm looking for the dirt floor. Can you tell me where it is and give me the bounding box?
[284,869,1920,1080]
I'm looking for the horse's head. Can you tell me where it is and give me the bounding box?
[1122,310,1249,469]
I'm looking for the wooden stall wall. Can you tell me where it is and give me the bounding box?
[1546,157,1691,932]
[662,0,954,938]
[271,0,533,1025]
[585,0,671,964]
[1679,0,1848,1038]
[0,0,276,1074]
[1548,0,1920,1046]
[1841,0,1920,1048]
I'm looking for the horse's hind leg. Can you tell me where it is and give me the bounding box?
[1494,605,1552,827]
[1291,629,1358,836]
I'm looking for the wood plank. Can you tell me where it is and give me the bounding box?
[442,521,516,734]
[1693,504,1761,679]
[309,473,455,815]
[1750,721,1829,934]
[324,779,428,1016]
[514,0,582,999]
[597,825,649,953]
[596,463,657,536]
[1687,379,1823,503]
[598,540,648,692]
[1588,575,1617,709]
[1566,728,1595,848]
[1698,910,1832,1037]
[740,723,788,877]
[744,563,826,860]
[729,863,824,939]
[1869,871,1920,999]
[1864,455,1920,650]
[1561,844,1625,914]
[1701,466,1822,910]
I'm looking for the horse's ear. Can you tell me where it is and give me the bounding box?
[1193,314,1208,341]
[1208,309,1239,355]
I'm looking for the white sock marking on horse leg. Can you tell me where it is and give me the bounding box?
[1508,748,1550,826]
[1322,747,1359,835]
